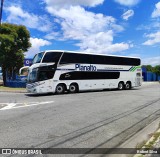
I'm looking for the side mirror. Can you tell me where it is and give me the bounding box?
[19,66,29,76]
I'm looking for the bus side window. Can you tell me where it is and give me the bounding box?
[38,71,54,81]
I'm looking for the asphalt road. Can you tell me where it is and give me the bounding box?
[0,83,160,156]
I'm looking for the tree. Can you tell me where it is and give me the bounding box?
[0,23,31,86]
[142,65,160,76]
[142,65,153,72]
[153,65,160,75]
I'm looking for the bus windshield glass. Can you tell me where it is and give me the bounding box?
[42,52,63,63]
[28,68,38,83]
[38,70,55,81]
[32,52,45,64]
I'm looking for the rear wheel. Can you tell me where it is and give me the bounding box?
[69,84,78,93]
[118,82,124,90]
[125,82,131,90]
[56,84,65,94]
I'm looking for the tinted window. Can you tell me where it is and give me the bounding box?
[60,71,120,80]
[38,65,56,81]
[38,71,54,81]
[100,56,140,66]
[60,53,92,64]
[42,52,62,63]
[60,52,140,66]
[28,68,38,83]
[92,55,106,64]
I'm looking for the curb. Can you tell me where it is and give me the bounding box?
[118,118,160,157]
[133,128,160,157]
[142,82,160,86]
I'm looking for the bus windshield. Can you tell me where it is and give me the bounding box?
[28,68,38,83]
[32,52,44,64]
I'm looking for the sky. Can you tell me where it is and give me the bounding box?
[2,0,160,66]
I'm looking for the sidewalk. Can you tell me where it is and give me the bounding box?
[133,126,160,157]
[142,81,159,86]
[116,118,160,157]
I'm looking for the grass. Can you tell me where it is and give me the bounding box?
[0,80,25,91]
[136,155,144,157]
[0,80,26,91]
[0,86,26,91]
[144,132,160,148]
[134,123,160,157]
[136,123,160,157]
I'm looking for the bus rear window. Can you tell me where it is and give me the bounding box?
[136,73,141,77]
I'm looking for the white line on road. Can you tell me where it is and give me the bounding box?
[0,103,16,110]
[0,101,54,111]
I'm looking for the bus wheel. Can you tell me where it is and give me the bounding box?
[56,84,65,94]
[125,82,131,90]
[118,82,124,90]
[69,83,78,93]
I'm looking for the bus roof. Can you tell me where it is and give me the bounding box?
[42,50,141,60]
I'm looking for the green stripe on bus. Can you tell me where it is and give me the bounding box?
[130,66,141,72]
[129,67,134,71]
[132,67,137,71]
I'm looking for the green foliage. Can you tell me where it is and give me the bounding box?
[143,65,153,72]
[144,132,160,149]
[0,23,31,85]
[142,65,160,75]
[152,65,160,75]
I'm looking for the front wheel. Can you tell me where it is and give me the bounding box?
[69,84,78,93]
[55,84,65,94]
[118,82,124,90]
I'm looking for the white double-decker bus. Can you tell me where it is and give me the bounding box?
[26,50,142,94]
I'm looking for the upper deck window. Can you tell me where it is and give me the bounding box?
[60,52,140,66]
[60,53,92,64]
[42,52,62,63]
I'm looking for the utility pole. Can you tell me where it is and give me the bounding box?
[0,0,4,25]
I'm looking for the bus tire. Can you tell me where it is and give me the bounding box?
[125,81,131,90]
[118,82,124,90]
[56,84,65,94]
[69,83,79,93]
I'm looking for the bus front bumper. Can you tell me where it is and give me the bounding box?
[26,83,39,93]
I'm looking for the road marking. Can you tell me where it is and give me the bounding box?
[0,101,54,111]
[0,103,16,110]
